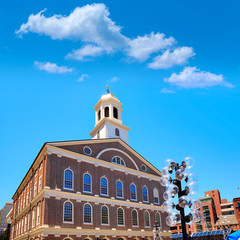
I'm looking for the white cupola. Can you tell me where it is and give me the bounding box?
[89,89,130,144]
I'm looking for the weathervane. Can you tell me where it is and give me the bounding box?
[106,85,110,93]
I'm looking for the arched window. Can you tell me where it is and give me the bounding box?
[113,107,118,119]
[63,201,73,222]
[112,156,125,166]
[83,173,92,193]
[117,208,124,225]
[115,128,120,137]
[64,169,73,189]
[83,204,92,223]
[142,187,148,202]
[116,180,123,198]
[130,184,137,200]
[100,177,108,195]
[156,212,161,226]
[101,206,109,224]
[132,210,138,226]
[104,107,109,117]
[98,109,101,121]
[144,211,150,227]
[153,188,159,204]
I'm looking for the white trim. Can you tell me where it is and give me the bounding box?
[144,210,151,227]
[101,205,109,225]
[83,146,92,156]
[117,207,125,226]
[142,186,149,203]
[83,173,92,193]
[100,176,108,196]
[43,189,165,212]
[131,209,138,227]
[83,203,92,224]
[153,188,160,205]
[116,180,124,199]
[96,148,139,170]
[112,156,126,166]
[130,183,137,201]
[47,146,160,181]
[63,168,74,191]
[63,200,74,224]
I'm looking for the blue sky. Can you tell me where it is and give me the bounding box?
[0,0,240,208]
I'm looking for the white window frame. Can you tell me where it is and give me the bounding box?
[101,205,109,225]
[38,176,42,193]
[132,209,138,227]
[142,186,149,203]
[63,200,74,224]
[100,177,109,196]
[63,168,74,190]
[83,173,92,193]
[153,188,160,205]
[83,203,92,224]
[37,204,41,225]
[144,210,151,227]
[116,180,124,199]
[117,207,125,226]
[130,183,137,201]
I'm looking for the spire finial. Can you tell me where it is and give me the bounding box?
[106,85,110,94]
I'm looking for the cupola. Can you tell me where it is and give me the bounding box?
[89,88,130,143]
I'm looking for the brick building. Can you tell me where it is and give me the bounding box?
[171,189,240,236]
[10,93,170,240]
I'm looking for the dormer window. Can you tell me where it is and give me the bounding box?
[113,107,118,119]
[104,107,109,117]
[115,128,120,136]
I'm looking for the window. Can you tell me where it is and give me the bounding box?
[39,176,42,193]
[101,206,109,224]
[144,211,150,227]
[34,183,37,197]
[115,128,120,137]
[24,215,27,231]
[142,187,148,202]
[153,188,159,204]
[104,107,109,117]
[97,131,100,139]
[84,204,92,223]
[83,146,92,155]
[113,107,118,119]
[28,213,30,230]
[37,205,40,225]
[141,164,147,172]
[83,173,92,193]
[156,212,161,226]
[116,180,123,198]
[98,109,101,121]
[117,208,124,225]
[64,169,73,189]
[100,177,108,195]
[130,184,137,200]
[132,210,138,226]
[26,192,29,204]
[64,201,73,222]
[32,209,35,227]
[112,156,125,166]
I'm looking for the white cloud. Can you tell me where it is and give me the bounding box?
[127,32,175,61]
[66,45,104,61]
[34,61,73,74]
[16,4,128,52]
[164,67,234,88]
[160,88,175,94]
[110,76,119,82]
[77,74,89,82]
[148,47,195,69]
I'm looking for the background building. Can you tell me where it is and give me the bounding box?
[0,202,13,235]
[171,189,240,236]
[10,93,170,240]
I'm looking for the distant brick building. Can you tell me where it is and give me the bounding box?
[10,93,170,240]
[171,189,240,235]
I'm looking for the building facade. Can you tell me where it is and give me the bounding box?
[0,202,13,234]
[10,93,170,240]
[171,189,240,235]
